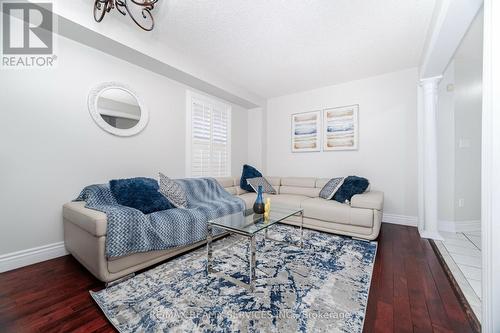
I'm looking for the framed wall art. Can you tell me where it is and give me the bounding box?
[323,104,359,151]
[291,110,321,152]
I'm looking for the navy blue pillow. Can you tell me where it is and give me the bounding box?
[240,164,262,192]
[333,176,370,204]
[109,177,175,214]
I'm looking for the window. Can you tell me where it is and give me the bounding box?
[186,91,231,177]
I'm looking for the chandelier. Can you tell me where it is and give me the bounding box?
[93,0,158,31]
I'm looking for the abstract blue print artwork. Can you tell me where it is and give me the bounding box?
[323,105,359,151]
[291,110,321,152]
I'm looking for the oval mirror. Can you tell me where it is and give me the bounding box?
[88,82,149,136]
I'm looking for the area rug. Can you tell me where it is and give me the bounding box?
[91,225,377,333]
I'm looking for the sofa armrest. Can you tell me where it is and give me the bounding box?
[351,191,384,211]
[63,201,108,237]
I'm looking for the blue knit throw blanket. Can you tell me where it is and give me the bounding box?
[75,178,245,258]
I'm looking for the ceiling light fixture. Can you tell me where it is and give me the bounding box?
[93,0,158,31]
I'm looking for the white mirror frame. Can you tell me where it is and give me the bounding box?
[88,82,149,137]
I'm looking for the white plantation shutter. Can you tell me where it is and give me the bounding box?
[187,92,231,177]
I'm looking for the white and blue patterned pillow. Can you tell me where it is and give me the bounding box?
[247,177,277,194]
[158,173,188,208]
[319,177,345,200]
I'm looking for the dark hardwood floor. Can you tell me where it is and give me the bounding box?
[0,224,474,333]
[363,224,474,333]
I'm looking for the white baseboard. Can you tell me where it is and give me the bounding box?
[0,242,68,273]
[382,213,418,227]
[455,220,481,232]
[438,219,481,233]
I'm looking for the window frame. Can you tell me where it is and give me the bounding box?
[185,90,232,178]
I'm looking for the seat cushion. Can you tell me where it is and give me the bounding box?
[279,185,321,197]
[238,192,269,209]
[271,194,310,209]
[301,197,373,228]
[238,193,309,210]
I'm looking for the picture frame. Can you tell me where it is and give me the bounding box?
[291,110,321,152]
[322,104,359,151]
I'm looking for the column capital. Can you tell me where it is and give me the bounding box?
[419,75,443,87]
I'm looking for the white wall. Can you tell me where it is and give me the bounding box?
[437,62,456,224]
[436,11,483,229]
[246,107,264,171]
[0,33,248,255]
[453,13,483,222]
[265,68,419,217]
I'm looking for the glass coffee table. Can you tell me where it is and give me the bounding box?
[206,206,304,292]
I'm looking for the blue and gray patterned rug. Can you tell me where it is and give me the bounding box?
[91,225,377,333]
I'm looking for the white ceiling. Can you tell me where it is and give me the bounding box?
[153,0,436,99]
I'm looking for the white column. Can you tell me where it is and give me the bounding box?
[418,76,443,240]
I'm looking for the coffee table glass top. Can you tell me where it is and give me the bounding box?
[208,205,303,236]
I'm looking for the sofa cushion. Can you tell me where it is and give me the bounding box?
[225,187,238,195]
[238,192,269,209]
[239,193,313,210]
[236,187,248,195]
[333,176,370,204]
[351,190,384,210]
[266,176,281,187]
[280,177,316,188]
[315,178,331,189]
[240,164,262,192]
[270,194,310,208]
[301,197,373,228]
[215,177,236,188]
[279,186,321,197]
[319,177,345,199]
[110,177,175,214]
[158,173,187,209]
[247,177,277,194]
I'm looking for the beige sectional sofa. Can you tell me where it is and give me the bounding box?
[218,176,383,240]
[63,176,383,283]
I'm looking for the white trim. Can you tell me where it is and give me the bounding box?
[382,214,418,227]
[419,0,483,78]
[482,1,499,330]
[455,220,481,232]
[418,230,444,241]
[0,242,67,273]
[437,220,481,233]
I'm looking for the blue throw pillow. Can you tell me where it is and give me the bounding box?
[240,164,262,192]
[110,177,175,214]
[333,176,370,204]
